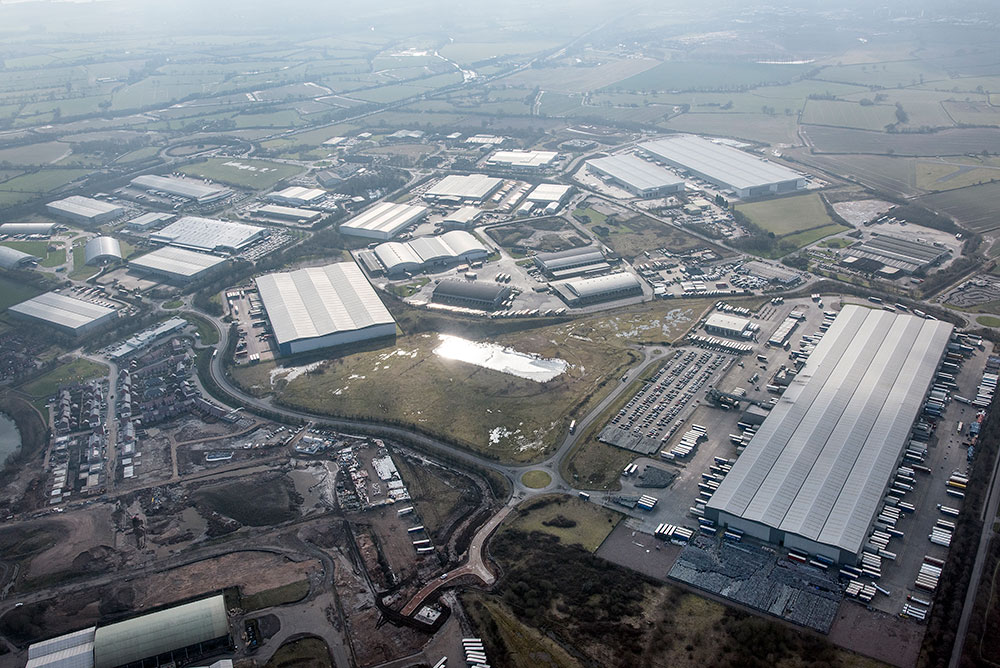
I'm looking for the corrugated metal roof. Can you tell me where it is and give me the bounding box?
[0,245,39,269]
[46,196,122,220]
[340,202,428,238]
[373,231,487,273]
[526,183,571,203]
[535,246,604,271]
[256,261,395,346]
[84,237,122,265]
[131,175,230,202]
[93,596,228,668]
[130,247,225,277]
[704,313,750,332]
[586,153,684,192]
[10,292,116,331]
[640,135,804,191]
[0,222,56,235]
[425,174,501,200]
[151,217,265,253]
[564,272,641,298]
[28,627,96,660]
[487,150,557,167]
[707,305,953,556]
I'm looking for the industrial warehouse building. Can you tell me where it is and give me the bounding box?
[423,174,502,203]
[845,235,949,275]
[706,305,954,563]
[150,217,267,254]
[440,206,482,230]
[363,231,488,276]
[84,237,122,266]
[125,212,174,231]
[266,186,326,206]
[485,150,558,171]
[256,261,397,355]
[432,280,511,311]
[0,246,39,270]
[552,272,643,306]
[534,246,609,279]
[704,313,753,338]
[130,175,232,204]
[339,201,428,240]
[9,292,117,336]
[256,204,322,224]
[129,247,226,284]
[26,595,231,668]
[586,154,685,198]
[742,260,801,286]
[639,135,806,198]
[525,183,572,206]
[46,196,124,226]
[0,222,57,236]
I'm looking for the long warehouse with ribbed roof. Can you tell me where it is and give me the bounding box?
[256,261,396,355]
[705,305,954,563]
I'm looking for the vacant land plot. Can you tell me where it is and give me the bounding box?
[234,326,639,464]
[0,169,92,208]
[487,217,587,255]
[814,59,947,88]
[662,112,801,146]
[803,126,1000,155]
[786,150,922,198]
[19,358,107,398]
[735,193,837,236]
[609,61,810,92]
[194,474,298,526]
[584,212,712,261]
[178,158,303,189]
[265,637,332,668]
[0,142,70,166]
[0,275,43,312]
[943,101,1000,127]
[505,495,622,552]
[918,182,1000,233]
[801,99,897,131]
[915,160,1000,192]
[503,57,659,93]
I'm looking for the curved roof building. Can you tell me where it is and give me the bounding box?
[0,245,40,270]
[552,272,643,306]
[0,222,57,236]
[373,231,488,275]
[85,237,122,265]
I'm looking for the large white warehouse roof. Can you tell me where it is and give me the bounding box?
[486,150,557,169]
[130,175,231,203]
[707,305,953,561]
[46,196,123,223]
[339,201,428,240]
[0,222,57,236]
[564,272,641,299]
[9,292,116,333]
[586,154,685,194]
[84,237,122,265]
[129,246,226,281]
[424,174,502,201]
[373,230,488,274]
[150,216,266,253]
[640,135,804,193]
[256,262,396,354]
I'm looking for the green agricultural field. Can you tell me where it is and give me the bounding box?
[800,99,897,131]
[0,142,70,166]
[780,224,849,249]
[662,112,800,146]
[607,61,811,93]
[942,101,1000,127]
[178,158,304,190]
[0,169,92,207]
[503,57,660,93]
[915,161,1000,192]
[814,59,948,88]
[735,193,837,237]
[917,182,1000,233]
[20,358,108,398]
[505,495,622,552]
[0,275,42,312]
[1,240,65,268]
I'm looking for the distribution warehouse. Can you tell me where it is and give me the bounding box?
[705,305,954,564]
[129,246,226,283]
[130,175,231,204]
[485,150,558,171]
[46,196,123,226]
[639,135,805,198]
[150,217,267,253]
[9,292,117,336]
[552,272,643,306]
[256,261,397,355]
[423,174,502,203]
[362,231,488,276]
[845,235,949,275]
[339,201,428,240]
[586,153,685,198]
[266,186,326,206]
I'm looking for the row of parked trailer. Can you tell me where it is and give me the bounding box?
[915,554,946,595]
[653,523,694,543]
[461,637,489,668]
[688,334,753,354]
[661,424,707,461]
[398,506,435,555]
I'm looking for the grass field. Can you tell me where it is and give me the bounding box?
[0,275,43,312]
[976,316,1000,328]
[800,99,897,131]
[505,494,621,552]
[19,358,107,398]
[265,637,331,668]
[735,193,837,237]
[918,182,1000,233]
[392,455,478,539]
[178,158,304,190]
[520,470,552,489]
[943,101,1000,127]
[181,312,220,345]
[802,126,1000,156]
[504,57,660,93]
[662,112,801,146]
[241,579,309,611]
[69,243,98,280]
[915,161,1000,192]
[781,224,849,249]
[608,61,810,93]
